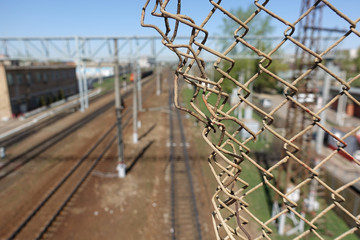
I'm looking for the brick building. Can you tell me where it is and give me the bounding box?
[0,62,78,119]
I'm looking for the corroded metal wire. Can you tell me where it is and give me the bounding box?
[142,0,360,239]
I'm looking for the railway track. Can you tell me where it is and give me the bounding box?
[8,122,118,240]
[0,73,153,181]
[4,72,157,239]
[0,68,147,149]
[0,111,71,148]
[0,100,118,180]
[0,82,108,149]
[0,70,136,149]
[168,79,202,240]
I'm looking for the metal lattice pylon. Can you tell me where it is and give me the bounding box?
[141,0,360,239]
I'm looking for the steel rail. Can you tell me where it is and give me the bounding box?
[0,71,131,147]
[34,66,157,240]
[168,73,202,240]
[6,68,158,239]
[0,72,153,180]
[175,97,203,240]
[7,122,117,240]
[36,134,118,240]
[0,111,69,148]
[0,100,115,180]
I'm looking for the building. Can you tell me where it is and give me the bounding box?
[330,86,360,119]
[0,62,78,119]
[139,56,155,68]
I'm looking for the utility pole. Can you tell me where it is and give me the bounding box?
[136,39,143,111]
[75,36,85,112]
[336,91,346,126]
[156,62,161,96]
[98,64,103,85]
[114,39,125,178]
[82,60,89,109]
[133,61,139,144]
[315,60,333,155]
[153,38,161,96]
[244,69,253,120]
[237,73,244,119]
[136,57,142,111]
[78,37,89,110]
[336,70,347,127]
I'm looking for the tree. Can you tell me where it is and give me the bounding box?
[337,48,360,87]
[221,5,274,54]
[217,4,288,93]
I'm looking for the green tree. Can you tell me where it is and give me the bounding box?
[218,4,288,93]
[40,96,46,107]
[336,48,360,87]
[221,5,274,53]
[58,89,65,100]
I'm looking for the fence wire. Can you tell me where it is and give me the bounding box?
[141,0,360,239]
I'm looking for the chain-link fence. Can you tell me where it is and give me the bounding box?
[142,0,360,239]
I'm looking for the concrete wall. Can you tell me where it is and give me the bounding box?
[0,65,12,120]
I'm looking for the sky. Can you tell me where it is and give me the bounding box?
[1,1,358,36]
[0,0,359,58]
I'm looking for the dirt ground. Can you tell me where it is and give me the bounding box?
[0,91,121,238]
[0,76,218,239]
[52,78,217,239]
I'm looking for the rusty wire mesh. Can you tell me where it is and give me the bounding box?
[141,0,360,239]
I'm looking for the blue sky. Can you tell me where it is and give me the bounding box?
[0,1,359,48]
